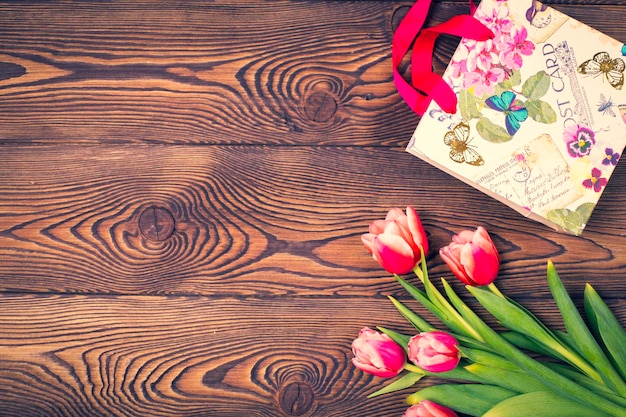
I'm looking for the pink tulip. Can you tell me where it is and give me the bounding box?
[361,206,429,275]
[439,226,500,286]
[408,331,460,373]
[351,327,406,378]
[403,401,458,417]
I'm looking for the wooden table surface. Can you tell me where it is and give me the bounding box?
[1,1,625,416]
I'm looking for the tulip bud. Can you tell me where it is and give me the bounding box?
[439,226,500,286]
[351,327,407,378]
[403,401,458,417]
[361,206,429,275]
[408,331,460,373]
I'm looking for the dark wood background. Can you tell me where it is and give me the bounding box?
[1,1,625,416]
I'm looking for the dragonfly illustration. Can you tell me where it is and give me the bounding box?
[597,94,616,117]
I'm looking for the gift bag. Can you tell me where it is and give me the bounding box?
[398,0,626,235]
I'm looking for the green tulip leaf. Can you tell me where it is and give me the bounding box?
[464,363,551,393]
[527,99,557,124]
[466,287,558,352]
[522,70,550,100]
[483,391,612,417]
[547,261,626,394]
[387,296,434,334]
[378,326,411,350]
[421,270,480,341]
[395,276,470,339]
[501,331,562,359]
[476,117,513,143]
[367,371,424,398]
[585,284,626,381]
[544,362,626,408]
[407,384,517,417]
[459,346,522,372]
[440,279,488,345]
[462,287,626,416]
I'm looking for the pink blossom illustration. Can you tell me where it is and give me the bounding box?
[498,26,535,70]
[465,67,507,97]
[466,39,500,72]
[475,2,514,34]
[449,2,536,97]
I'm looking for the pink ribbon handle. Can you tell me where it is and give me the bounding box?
[392,0,494,116]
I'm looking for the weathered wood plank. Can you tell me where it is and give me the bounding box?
[0,2,624,146]
[0,294,624,417]
[0,0,410,146]
[2,145,626,297]
[0,295,397,417]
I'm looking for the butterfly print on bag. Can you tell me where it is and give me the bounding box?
[443,122,485,166]
[577,52,625,90]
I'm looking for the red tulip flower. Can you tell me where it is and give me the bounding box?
[408,331,460,373]
[361,206,429,275]
[351,327,407,378]
[403,401,458,417]
[439,226,500,286]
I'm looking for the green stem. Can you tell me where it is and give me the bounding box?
[488,282,505,298]
[404,363,426,374]
[413,264,424,283]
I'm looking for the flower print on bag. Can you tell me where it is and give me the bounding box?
[583,167,608,192]
[602,147,620,166]
[563,124,596,158]
[448,1,534,97]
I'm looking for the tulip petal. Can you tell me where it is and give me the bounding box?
[361,233,375,254]
[386,218,421,258]
[417,400,459,417]
[463,244,498,285]
[453,230,475,244]
[406,206,429,255]
[374,234,416,275]
[473,226,499,261]
[351,327,406,378]
[385,207,405,221]
[408,332,460,373]
[439,246,472,286]
[369,219,388,234]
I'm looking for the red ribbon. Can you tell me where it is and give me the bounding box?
[392,0,494,115]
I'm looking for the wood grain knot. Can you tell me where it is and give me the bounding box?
[138,206,175,242]
[278,381,315,416]
[0,62,26,81]
[303,91,337,122]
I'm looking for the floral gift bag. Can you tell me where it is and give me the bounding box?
[400,0,626,235]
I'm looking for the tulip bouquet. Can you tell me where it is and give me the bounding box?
[352,207,626,417]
